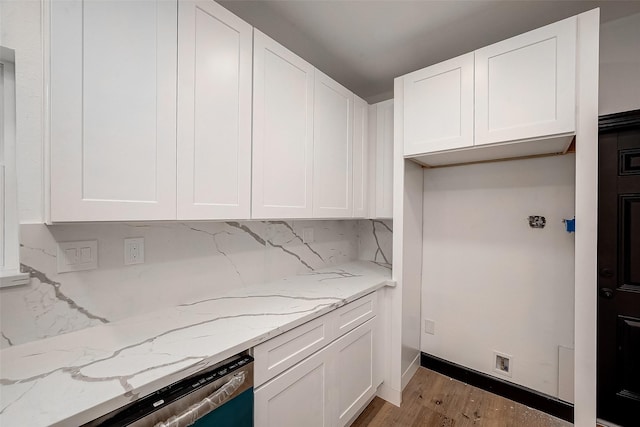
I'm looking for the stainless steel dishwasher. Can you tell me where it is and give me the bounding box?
[85,354,253,427]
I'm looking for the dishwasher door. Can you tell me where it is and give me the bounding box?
[85,354,253,427]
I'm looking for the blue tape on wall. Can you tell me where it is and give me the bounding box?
[563,218,575,233]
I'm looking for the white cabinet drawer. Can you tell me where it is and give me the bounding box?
[254,292,378,387]
[333,293,377,338]
[254,314,331,387]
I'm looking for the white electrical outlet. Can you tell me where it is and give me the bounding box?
[57,240,98,273]
[302,227,314,244]
[124,238,145,265]
[493,351,513,377]
[424,319,435,335]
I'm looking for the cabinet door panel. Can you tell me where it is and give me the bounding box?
[367,105,378,217]
[403,53,474,155]
[352,96,368,218]
[254,349,331,427]
[50,0,177,221]
[252,30,314,219]
[335,319,375,426]
[177,0,252,220]
[313,71,353,218]
[376,100,394,218]
[475,16,576,145]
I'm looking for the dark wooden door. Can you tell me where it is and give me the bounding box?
[597,114,640,426]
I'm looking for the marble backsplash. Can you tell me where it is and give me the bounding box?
[0,219,392,349]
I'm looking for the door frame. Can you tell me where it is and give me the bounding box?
[599,110,640,134]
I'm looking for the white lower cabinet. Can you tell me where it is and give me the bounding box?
[254,294,380,427]
[334,321,376,425]
[255,319,376,427]
[254,338,333,427]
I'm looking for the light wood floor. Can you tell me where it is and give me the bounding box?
[351,368,572,427]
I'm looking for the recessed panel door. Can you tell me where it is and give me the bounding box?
[313,70,353,218]
[475,16,576,146]
[254,347,331,427]
[334,320,375,426]
[353,95,368,218]
[50,0,177,221]
[376,100,394,219]
[177,0,252,220]
[252,30,314,219]
[403,53,474,156]
[598,125,640,426]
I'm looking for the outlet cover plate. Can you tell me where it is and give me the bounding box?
[124,238,145,265]
[424,319,435,335]
[493,351,513,377]
[57,240,98,273]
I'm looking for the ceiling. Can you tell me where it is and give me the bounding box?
[219,0,640,102]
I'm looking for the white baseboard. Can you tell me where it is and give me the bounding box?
[401,353,420,390]
[376,383,401,407]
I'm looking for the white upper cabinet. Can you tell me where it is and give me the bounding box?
[252,30,315,219]
[313,71,354,218]
[399,15,577,166]
[403,53,474,155]
[474,16,576,145]
[50,0,178,221]
[177,0,252,220]
[372,100,394,219]
[352,96,368,218]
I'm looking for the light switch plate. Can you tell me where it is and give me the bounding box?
[57,240,98,273]
[124,237,145,265]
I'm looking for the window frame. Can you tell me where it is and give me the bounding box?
[0,46,29,287]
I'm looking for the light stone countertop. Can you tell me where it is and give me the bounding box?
[0,261,392,427]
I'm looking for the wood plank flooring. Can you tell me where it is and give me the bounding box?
[351,368,572,427]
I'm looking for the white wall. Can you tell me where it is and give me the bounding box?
[599,12,640,115]
[421,155,576,397]
[400,161,422,385]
